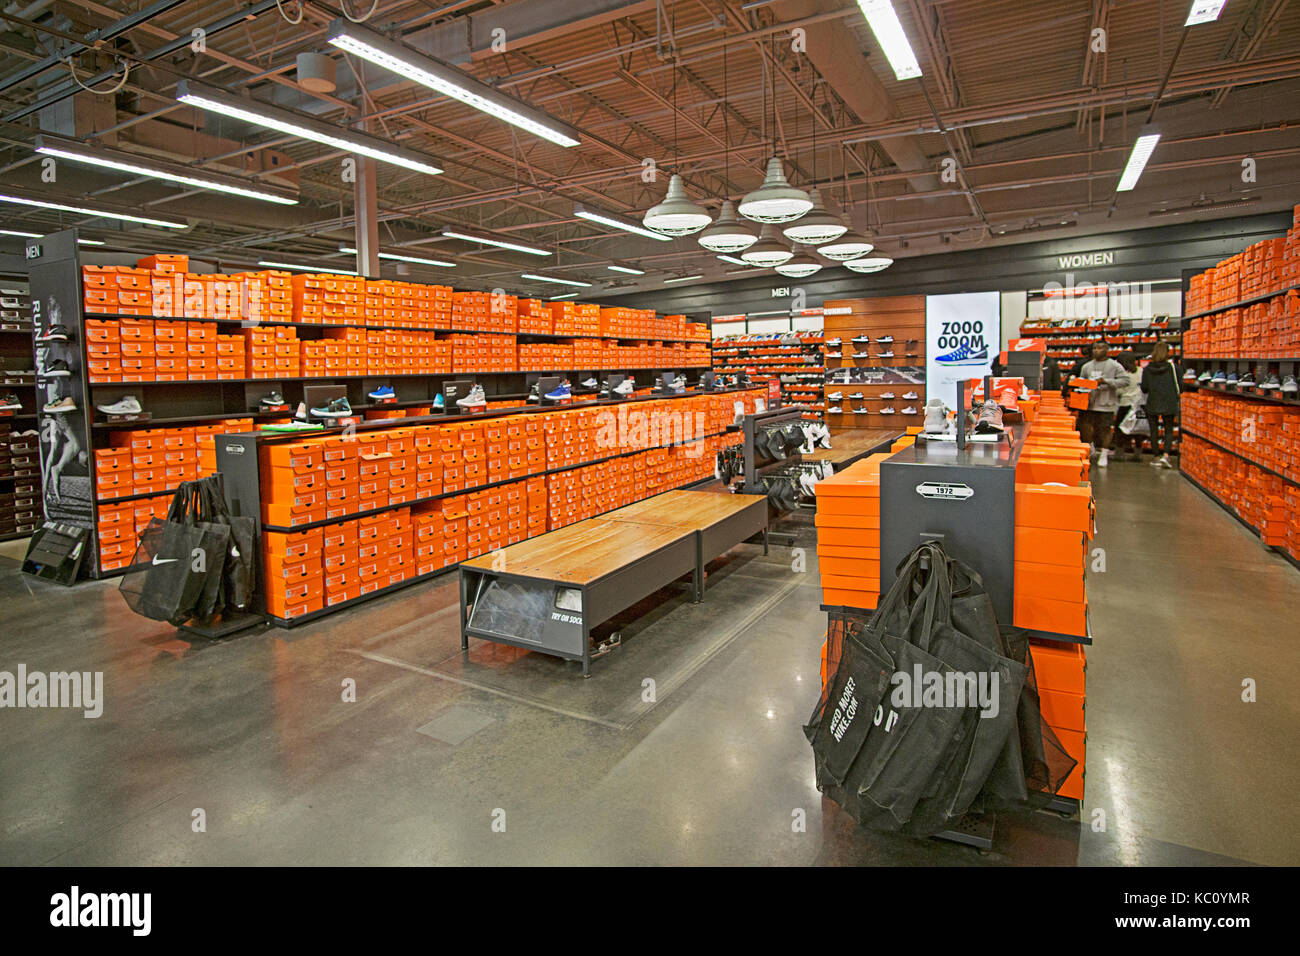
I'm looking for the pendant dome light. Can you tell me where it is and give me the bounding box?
[782,188,845,244]
[774,243,823,278]
[818,229,875,261]
[740,224,795,267]
[738,35,810,224]
[644,173,711,236]
[699,199,758,252]
[643,11,711,238]
[697,39,757,252]
[843,254,894,273]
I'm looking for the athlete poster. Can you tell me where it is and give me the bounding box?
[925,292,1001,408]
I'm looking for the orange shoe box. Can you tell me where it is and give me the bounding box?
[1028,639,1087,694]
[1014,560,1085,603]
[819,557,881,580]
[814,511,880,531]
[1014,593,1088,637]
[1014,527,1087,568]
[1039,688,1086,732]
[1015,483,1094,535]
[822,587,878,609]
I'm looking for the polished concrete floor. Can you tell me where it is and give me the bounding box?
[1,463,1296,866]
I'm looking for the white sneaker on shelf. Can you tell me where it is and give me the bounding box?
[456,385,486,409]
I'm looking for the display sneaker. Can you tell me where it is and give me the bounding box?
[1197,369,1213,384]
[261,420,323,432]
[875,336,894,344]
[879,391,896,400]
[902,391,919,400]
[311,396,353,418]
[825,337,841,346]
[1239,371,1257,389]
[849,391,865,400]
[97,395,142,415]
[0,392,21,411]
[42,396,76,414]
[456,385,487,409]
[876,350,895,358]
[853,406,870,414]
[39,358,72,378]
[827,405,843,414]
[260,389,285,406]
[1225,372,1239,389]
[879,406,897,415]
[36,324,69,342]
[973,399,1005,434]
[526,382,542,403]
[922,398,951,434]
[935,342,989,365]
[1259,372,1281,391]
[851,335,871,344]
[1211,370,1227,385]
[368,384,396,400]
[827,391,843,401]
[433,393,445,410]
[825,350,843,358]
[579,377,598,390]
[851,350,872,359]
[1183,367,1198,383]
[901,405,919,415]
[1283,374,1299,397]
[613,378,635,396]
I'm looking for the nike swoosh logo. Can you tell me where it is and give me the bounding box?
[151,556,178,566]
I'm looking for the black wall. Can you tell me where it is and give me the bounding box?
[601,211,1294,317]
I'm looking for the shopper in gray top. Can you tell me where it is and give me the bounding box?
[1076,341,1130,467]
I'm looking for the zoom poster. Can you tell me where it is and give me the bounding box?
[27,231,96,570]
[925,292,1001,408]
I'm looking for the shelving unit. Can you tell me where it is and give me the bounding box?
[711,331,825,420]
[0,277,40,540]
[821,295,927,433]
[1017,317,1182,373]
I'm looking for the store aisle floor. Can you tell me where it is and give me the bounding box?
[1,470,1296,866]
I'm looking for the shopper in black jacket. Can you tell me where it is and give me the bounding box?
[1140,340,1180,468]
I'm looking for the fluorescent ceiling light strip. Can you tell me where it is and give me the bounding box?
[0,228,102,245]
[0,193,186,228]
[549,292,580,299]
[258,260,358,275]
[34,135,297,205]
[441,228,550,256]
[663,274,704,283]
[1117,131,1161,192]
[339,245,455,267]
[176,80,443,177]
[521,273,591,288]
[607,264,645,275]
[1185,0,1227,25]
[327,21,580,148]
[858,1,922,80]
[575,205,673,241]
[717,255,749,265]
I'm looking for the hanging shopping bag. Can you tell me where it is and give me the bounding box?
[197,474,257,616]
[119,482,227,626]
[1119,404,1150,436]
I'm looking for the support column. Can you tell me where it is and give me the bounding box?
[354,153,380,278]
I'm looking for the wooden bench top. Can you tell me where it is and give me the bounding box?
[806,428,900,466]
[460,491,767,585]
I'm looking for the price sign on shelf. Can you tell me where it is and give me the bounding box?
[767,378,781,405]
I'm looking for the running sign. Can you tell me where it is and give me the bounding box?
[925,292,1000,408]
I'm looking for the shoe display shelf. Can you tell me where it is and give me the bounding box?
[215,387,759,626]
[711,331,825,421]
[1179,392,1300,573]
[0,277,41,540]
[820,295,926,433]
[1017,316,1183,374]
[20,230,715,581]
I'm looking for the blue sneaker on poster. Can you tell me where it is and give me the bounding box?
[935,342,989,366]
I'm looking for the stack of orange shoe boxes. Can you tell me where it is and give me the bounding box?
[815,453,887,610]
[259,440,325,619]
[115,317,154,383]
[85,318,121,382]
[451,291,488,331]
[488,292,518,333]
[323,328,366,376]
[572,337,602,369]
[518,341,572,371]
[412,501,447,574]
[1012,481,1093,640]
[517,298,553,334]
[95,495,173,572]
[216,332,245,379]
[245,326,291,378]
[1027,639,1087,801]
[182,321,217,380]
[429,284,453,328]
[237,270,292,323]
[549,301,579,336]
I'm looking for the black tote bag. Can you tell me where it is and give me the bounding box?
[120,482,228,626]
